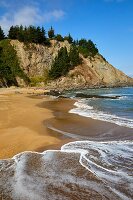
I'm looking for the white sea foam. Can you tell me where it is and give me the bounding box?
[74,101,93,110]
[69,100,133,128]
[0,140,133,200]
[62,140,133,199]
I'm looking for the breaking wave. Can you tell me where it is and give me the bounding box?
[69,100,133,128]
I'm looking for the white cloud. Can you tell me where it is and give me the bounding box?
[0,5,65,34]
[43,10,65,22]
[13,7,41,26]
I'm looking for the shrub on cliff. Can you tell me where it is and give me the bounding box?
[78,39,98,57]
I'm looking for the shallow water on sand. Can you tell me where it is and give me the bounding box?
[0,140,132,200]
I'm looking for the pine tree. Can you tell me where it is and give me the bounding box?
[49,47,70,79]
[55,34,64,42]
[0,26,5,40]
[69,45,81,67]
[48,26,55,39]
[8,26,19,39]
[64,33,73,43]
[78,39,98,57]
[41,26,46,43]
[87,40,98,57]
[17,25,24,42]
[36,26,42,43]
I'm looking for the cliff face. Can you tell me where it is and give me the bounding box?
[10,40,133,89]
[49,54,133,90]
[10,40,70,77]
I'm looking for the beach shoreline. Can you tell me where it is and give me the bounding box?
[0,87,133,159]
[0,87,133,200]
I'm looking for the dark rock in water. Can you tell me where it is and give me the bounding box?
[44,90,62,96]
[75,93,121,99]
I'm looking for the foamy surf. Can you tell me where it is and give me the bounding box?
[69,100,133,128]
[0,140,133,200]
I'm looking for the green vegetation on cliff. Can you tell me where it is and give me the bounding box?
[0,40,29,87]
[0,25,100,85]
[8,25,49,45]
[78,39,98,57]
[0,26,5,41]
[1,25,98,59]
[49,45,81,79]
[48,26,55,39]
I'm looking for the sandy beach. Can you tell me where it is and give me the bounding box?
[0,88,71,159]
[0,88,133,200]
[0,87,133,159]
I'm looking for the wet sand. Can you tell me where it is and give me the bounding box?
[41,98,133,141]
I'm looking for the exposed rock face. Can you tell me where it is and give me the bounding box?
[10,40,70,77]
[47,55,133,90]
[10,40,133,89]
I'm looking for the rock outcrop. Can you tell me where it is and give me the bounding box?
[10,40,133,89]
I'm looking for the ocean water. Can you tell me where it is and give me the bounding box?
[66,87,133,128]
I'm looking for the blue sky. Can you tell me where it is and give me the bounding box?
[0,0,133,76]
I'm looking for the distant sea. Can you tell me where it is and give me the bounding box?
[66,87,133,128]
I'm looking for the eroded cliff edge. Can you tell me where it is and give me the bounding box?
[10,40,133,89]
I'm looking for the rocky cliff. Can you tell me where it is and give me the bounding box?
[10,40,133,89]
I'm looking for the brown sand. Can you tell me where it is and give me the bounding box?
[0,90,66,159]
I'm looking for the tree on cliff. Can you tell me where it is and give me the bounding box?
[0,40,29,87]
[69,45,81,67]
[0,26,5,41]
[55,34,64,42]
[48,26,55,39]
[49,47,70,79]
[8,25,47,44]
[49,45,81,79]
[8,26,19,39]
[78,39,98,57]
[87,40,98,57]
[64,34,73,44]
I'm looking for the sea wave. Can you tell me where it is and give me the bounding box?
[69,100,133,128]
[0,140,132,200]
[62,140,133,200]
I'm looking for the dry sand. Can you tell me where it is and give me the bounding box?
[0,88,65,159]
